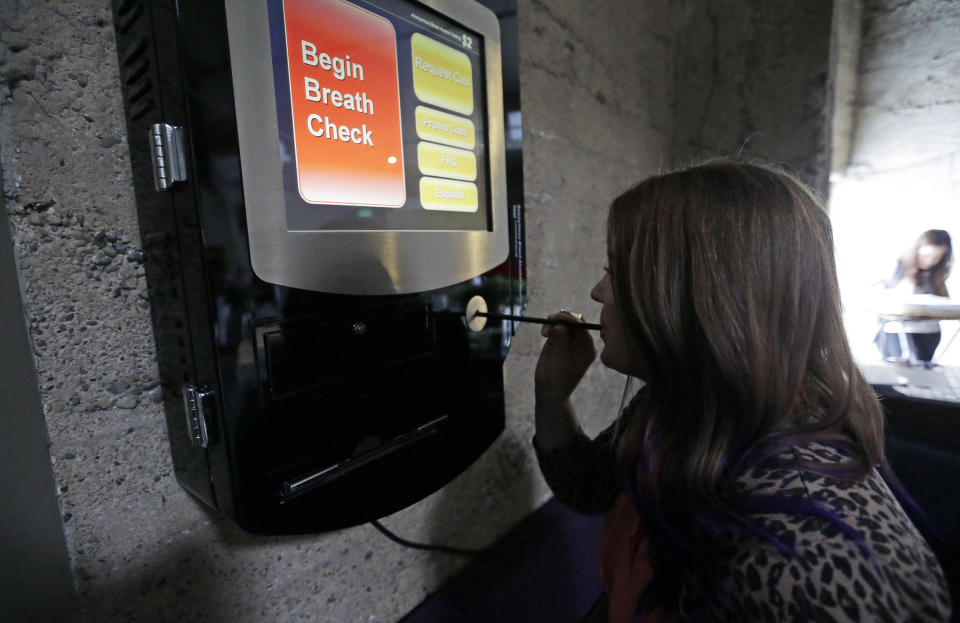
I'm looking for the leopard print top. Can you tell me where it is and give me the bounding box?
[535,428,952,621]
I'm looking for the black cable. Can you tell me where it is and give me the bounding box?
[369,520,484,557]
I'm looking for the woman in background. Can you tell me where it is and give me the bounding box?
[534,160,950,622]
[876,229,952,363]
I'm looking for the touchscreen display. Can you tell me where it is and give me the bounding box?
[268,0,490,231]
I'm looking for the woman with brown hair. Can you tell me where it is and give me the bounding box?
[534,159,951,621]
[876,229,953,363]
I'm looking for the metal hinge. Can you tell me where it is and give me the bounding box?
[149,123,187,191]
[181,384,213,448]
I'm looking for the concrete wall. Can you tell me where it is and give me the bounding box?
[851,0,960,178]
[669,0,835,195]
[0,178,80,622]
[830,0,863,174]
[0,1,835,621]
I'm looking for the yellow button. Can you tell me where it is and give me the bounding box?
[417,142,477,181]
[411,33,473,115]
[419,177,478,212]
[415,106,475,149]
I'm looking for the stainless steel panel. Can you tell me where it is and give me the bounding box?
[224,0,509,295]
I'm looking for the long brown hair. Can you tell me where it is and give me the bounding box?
[899,229,952,296]
[607,159,884,538]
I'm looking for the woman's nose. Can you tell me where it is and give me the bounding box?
[590,281,602,302]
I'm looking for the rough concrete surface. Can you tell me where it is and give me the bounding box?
[851,0,960,172]
[670,0,835,195]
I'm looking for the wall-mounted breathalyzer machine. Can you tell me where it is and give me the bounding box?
[111,0,524,534]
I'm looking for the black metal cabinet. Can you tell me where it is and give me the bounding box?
[112,0,525,534]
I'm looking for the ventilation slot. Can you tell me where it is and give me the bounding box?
[129,97,155,121]
[128,78,153,107]
[124,57,149,86]
[117,35,155,121]
[121,37,147,70]
[116,0,141,18]
[115,0,143,34]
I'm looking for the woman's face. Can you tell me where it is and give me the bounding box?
[917,244,947,270]
[590,270,638,376]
